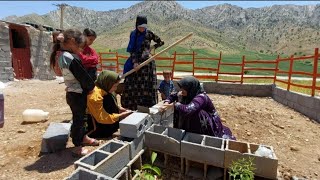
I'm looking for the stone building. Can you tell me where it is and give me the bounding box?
[0,20,61,82]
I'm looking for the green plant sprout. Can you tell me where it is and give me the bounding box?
[229,157,256,180]
[134,152,162,180]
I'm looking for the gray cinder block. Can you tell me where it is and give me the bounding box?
[202,136,225,168]
[224,140,250,168]
[75,140,130,177]
[249,143,278,179]
[119,112,152,138]
[65,167,115,180]
[117,134,145,160]
[40,122,71,153]
[145,124,185,156]
[181,133,225,167]
[114,167,129,180]
[181,132,205,162]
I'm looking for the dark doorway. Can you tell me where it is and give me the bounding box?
[9,24,32,79]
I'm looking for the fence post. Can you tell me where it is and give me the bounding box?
[172,51,177,80]
[116,52,119,73]
[216,51,222,82]
[99,52,102,72]
[273,55,280,84]
[311,48,319,97]
[192,51,195,76]
[287,55,294,91]
[241,55,245,84]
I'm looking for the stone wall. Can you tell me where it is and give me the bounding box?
[273,86,320,123]
[0,22,13,82]
[27,27,55,80]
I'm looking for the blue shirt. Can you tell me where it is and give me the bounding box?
[158,80,175,100]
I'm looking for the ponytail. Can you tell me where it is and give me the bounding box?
[50,43,61,69]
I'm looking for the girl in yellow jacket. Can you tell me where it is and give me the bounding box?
[86,70,133,138]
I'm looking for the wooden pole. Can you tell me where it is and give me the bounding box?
[121,32,193,79]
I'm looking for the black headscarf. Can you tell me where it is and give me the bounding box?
[177,76,204,104]
[136,15,147,28]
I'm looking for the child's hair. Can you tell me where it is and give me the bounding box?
[163,70,172,76]
[50,29,85,69]
[83,28,97,38]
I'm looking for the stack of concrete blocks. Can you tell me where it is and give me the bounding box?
[138,101,174,127]
[181,132,225,179]
[145,124,185,175]
[273,86,320,123]
[65,167,116,180]
[117,136,145,180]
[119,112,153,139]
[40,122,71,153]
[0,22,14,82]
[27,27,55,80]
[74,140,130,178]
[225,140,278,179]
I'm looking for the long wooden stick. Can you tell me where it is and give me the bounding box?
[121,32,193,79]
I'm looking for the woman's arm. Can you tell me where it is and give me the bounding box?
[87,91,121,124]
[175,94,206,116]
[150,31,164,49]
[164,92,179,104]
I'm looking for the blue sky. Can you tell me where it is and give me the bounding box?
[0,1,319,19]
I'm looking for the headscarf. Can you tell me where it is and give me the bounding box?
[177,76,204,104]
[95,70,120,93]
[136,15,147,28]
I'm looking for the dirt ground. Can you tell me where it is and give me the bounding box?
[0,79,319,180]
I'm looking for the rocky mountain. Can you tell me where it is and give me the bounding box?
[3,1,320,55]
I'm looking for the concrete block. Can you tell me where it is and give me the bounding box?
[145,124,185,156]
[75,140,130,177]
[65,167,115,180]
[224,140,250,168]
[249,143,278,179]
[126,149,144,180]
[297,95,315,109]
[286,91,299,103]
[202,136,225,167]
[117,134,145,160]
[181,132,205,162]
[114,167,129,180]
[40,122,71,153]
[139,101,174,125]
[119,112,152,138]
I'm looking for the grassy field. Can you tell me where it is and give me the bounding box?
[94,45,318,76]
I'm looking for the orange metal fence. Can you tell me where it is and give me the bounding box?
[97,48,319,97]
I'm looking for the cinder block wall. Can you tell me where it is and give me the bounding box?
[202,82,273,97]
[157,80,319,123]
[27,27,55,80]
[0,22,13,82]
[273,86,320,123]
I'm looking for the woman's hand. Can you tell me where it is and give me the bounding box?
[133,63,140,71]
[119,110,133,119]
[159,103,174,112]
[119,107,127,113]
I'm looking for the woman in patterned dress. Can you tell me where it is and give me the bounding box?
[121,15,164,110]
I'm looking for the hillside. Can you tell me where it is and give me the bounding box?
[3,1,320,55]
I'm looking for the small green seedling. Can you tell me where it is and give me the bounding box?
[134,152,162,180]
[229,157,256,180]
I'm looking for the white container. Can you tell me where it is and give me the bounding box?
[22,109,49,122]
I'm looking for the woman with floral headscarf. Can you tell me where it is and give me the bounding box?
[161,76,235,139]
[86,70,132,138]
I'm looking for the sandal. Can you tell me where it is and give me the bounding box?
[72,147,89,158]
[82,138,100,146]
